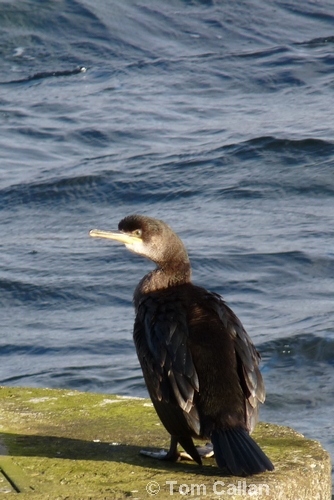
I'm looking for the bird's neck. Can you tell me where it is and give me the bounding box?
[134,262,191,306]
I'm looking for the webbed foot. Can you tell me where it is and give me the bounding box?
[140,439,214,463]
[196,443,214,458]
[140,447,181,462]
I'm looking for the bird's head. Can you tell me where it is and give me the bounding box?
[89,214,190,272]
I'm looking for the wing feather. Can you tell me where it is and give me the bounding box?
[134,293,200,431]
[208,292,265,431]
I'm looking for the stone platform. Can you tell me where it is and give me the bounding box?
[0,386,331,499]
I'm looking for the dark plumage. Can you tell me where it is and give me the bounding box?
[89,214,274,476]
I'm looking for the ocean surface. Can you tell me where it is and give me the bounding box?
[1,0,334,489]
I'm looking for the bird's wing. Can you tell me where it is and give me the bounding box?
[134,293,200,417]
[209,292,265,431]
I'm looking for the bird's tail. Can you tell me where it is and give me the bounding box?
[211,427,274,476]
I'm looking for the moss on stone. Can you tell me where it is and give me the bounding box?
[0,386,331,499]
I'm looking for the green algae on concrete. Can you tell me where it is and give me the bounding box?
[0,386,331,500]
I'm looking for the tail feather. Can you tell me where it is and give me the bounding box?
[211,427,274,476]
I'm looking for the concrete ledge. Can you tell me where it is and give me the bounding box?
[0,386,331,499]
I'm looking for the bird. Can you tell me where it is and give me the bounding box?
[89,214,274,476]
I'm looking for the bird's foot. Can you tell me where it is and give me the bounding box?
[195,443,214,458]
[140,448,181,462]
[140,443,214,462]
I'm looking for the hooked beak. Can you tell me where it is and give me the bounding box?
[89,229,142,246]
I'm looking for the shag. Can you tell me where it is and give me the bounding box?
[89,215,274,476]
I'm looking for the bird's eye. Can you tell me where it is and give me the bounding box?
[133,229,142,237]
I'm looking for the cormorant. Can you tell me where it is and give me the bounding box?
[89,214,274,476]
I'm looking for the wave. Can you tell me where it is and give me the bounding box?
[232,136,334,154]
[0,67,87,86]
[1,134,334,208]
[0,338,134,357]
[297,35,334,47]
[261,333,334,365]
[0,172,200,210]
[0,277,130,308]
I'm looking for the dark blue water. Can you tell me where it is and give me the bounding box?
[1,0,334,488]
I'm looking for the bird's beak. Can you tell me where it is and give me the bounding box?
[89,229,142,245]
